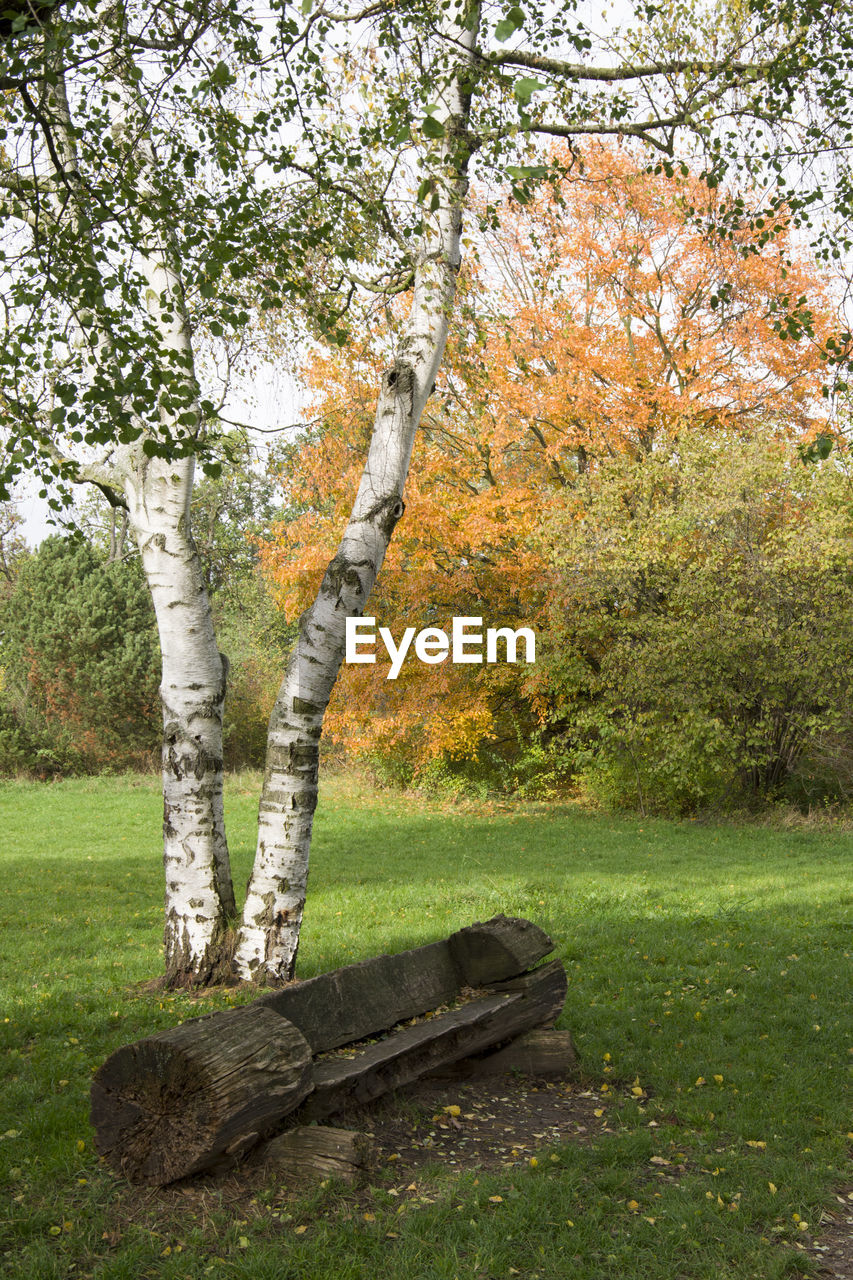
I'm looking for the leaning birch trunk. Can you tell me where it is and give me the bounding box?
[233,1,482,983]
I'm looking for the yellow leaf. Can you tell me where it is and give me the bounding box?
[76,1139,85,1153]
[238,1236,249,1247]
[294,1225,307,1235]
[363,1213,375,1222]
[713,1075,724,1084]
[627,1200,639,1212]
[768,1183,777,1194]
[746,1140,766,1149]
[529,1157,538,1167]
[443,1105,461,1117]
[594,1109,604,1117]
[49,1227,61,1236]
[489,1195,503,1203]
[565,1219,575,1228]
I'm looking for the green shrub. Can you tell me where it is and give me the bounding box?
[0,537,161,773]
[538,433,853,814]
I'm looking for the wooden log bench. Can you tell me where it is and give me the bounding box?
[90,915,569,1186]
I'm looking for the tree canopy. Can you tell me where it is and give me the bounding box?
[260,145,846,793]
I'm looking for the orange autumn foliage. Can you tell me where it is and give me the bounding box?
[259,144,840,781]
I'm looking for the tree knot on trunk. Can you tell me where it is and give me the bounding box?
[383,361,415,413]
[361,493,406,539]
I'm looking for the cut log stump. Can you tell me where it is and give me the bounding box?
[90,915,569,1186]
[263,1126,376,1185]
[90,1006,312,1185]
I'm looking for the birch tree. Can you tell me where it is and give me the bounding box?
[232,0,483,980]
[0,4,258,981]
[232,0,853,981]
[0,1,330,983]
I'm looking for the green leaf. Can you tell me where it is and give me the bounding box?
[513,77,547,106]
[209,61,235,91]
[800,434,835,464]
[506,164,549,181]
[422,116,445,139]
[496,6,525,41]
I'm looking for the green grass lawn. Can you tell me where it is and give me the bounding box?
[0,772,850,1279]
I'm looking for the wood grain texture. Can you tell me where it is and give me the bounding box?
[295,960,568,1122]
[448,915,554,985]
[263,1125,376,1184]
[90,1006,313,1185]
[256,939,461,1052]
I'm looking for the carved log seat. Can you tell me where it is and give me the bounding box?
[90,915,569,1186]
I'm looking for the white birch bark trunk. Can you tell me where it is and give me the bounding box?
[233,1,482,983]
[118,127,236,985]
[64,21,236,984]
[121,448,235,985]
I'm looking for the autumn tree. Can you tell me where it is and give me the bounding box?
[259,146,843,790]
